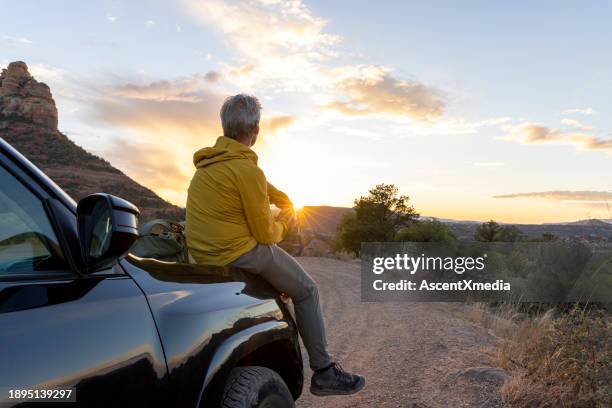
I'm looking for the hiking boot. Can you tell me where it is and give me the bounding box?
[310,363,365,396]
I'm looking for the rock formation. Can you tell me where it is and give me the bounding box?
[0,61,58,129]
[0,61,184,221]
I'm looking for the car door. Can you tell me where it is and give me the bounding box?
[0,156,169,407]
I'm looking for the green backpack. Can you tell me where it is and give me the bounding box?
[130,219,193,263]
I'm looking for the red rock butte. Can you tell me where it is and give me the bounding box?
[0,61,184,221]
[0,61,58,130]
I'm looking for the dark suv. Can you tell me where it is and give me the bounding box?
[0,137,303,407]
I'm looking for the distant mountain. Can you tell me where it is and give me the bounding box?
[446,218,612,242]
[298,204,612,243]
[299,206,354,237]
[0,61,184,221]
[547,219,612,227]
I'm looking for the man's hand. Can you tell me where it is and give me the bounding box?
[277,207,297,231]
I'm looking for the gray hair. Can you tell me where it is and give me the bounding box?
[220,94,262,139]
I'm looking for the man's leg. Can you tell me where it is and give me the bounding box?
[230,244,365,396]
[229,243,332,370]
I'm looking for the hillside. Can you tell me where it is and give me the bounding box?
[0,61,184,221]
[299,205,354,237]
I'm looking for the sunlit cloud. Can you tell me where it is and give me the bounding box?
[87,75,296,205]
[227,63,255,78]
[181,0,443,121]
[324,65,444,121]
[474,162,506,167]
[106,14,117,24]
[182,0,340,92]
[94,77,295,139]
[560,118,592,131]
[505,123,612,153]
[92,95,222,137]
[108,73,221,102]
[184,0,340,60]
[106,139,191,191]
[331,126,383,141]
[262,115,295,134]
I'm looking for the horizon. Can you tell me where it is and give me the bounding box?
[2,1,611,224]
[298,206,612,226]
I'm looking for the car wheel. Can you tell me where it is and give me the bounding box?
[221,366,295,408]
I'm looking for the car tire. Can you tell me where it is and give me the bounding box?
[221,366,295,408]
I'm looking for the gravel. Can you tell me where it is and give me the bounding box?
[295,257,504,408]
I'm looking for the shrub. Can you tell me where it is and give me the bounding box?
[395,219,457,248]
[475,220,523,242]
[497,306,611,407]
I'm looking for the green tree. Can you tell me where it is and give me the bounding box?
[474,220,501,242]
[474,220,522,242]
[395,220,457,248]
[333,184,419,256]
[497,225,522,242]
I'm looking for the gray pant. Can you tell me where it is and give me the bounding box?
[230,244,332,370]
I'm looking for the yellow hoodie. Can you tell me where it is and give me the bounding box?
[185,136,291,266]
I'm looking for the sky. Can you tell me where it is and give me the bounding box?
[1,0,611,223]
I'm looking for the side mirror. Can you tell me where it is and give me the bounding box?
[77,194,140,272]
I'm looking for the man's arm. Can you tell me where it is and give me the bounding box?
[236,165,288,244]
[267,182,293,210]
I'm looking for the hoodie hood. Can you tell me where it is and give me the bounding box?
[193,136,258,168]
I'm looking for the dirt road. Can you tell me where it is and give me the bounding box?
[295,257,504,408]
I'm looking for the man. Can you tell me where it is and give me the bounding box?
[185,94,365,396]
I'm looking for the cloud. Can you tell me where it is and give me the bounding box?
[28,64,65,82]
[107,72,221,101]
[562,107,598,116]
[93,77,295,140]
[324,66,444,121]
[2,35,32,45]
[89,76,296,205]
[261,115,295,134]
[106,14,117,23]
[227,63,255,78]
[505,123,612,153]
[474,162,506,167]
[494,190,612,201]
[106,139,191,191]
[93,94,223,137]
[397,116,512,136]
[331,126,383,141]
[26,64,86,103]
[146,20,156,29]
[182,0,339,92]
[181,0,444,122]
[183,0,340,62]
[204,71,221,83]
[561,118,592,131]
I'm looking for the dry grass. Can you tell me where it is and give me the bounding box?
[462,302,521,339]
[483,305,612,408]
